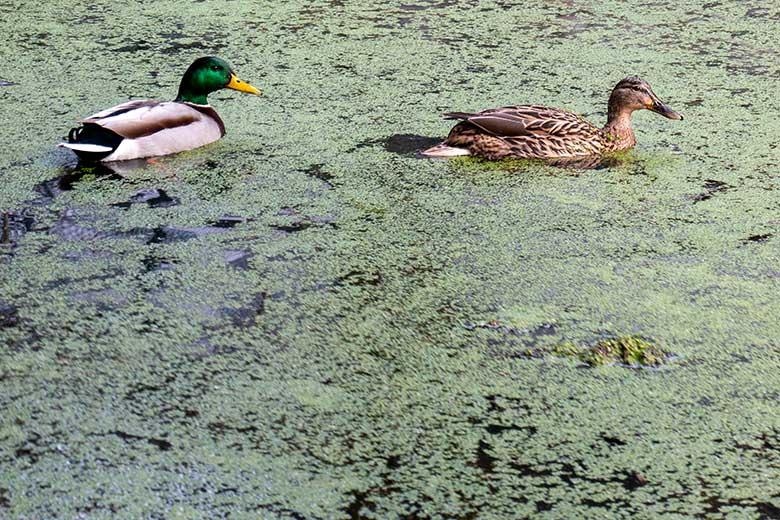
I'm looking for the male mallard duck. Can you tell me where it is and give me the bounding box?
[59,56,261,162]
[422,76,682,160]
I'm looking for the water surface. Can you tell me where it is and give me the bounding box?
[2,0,780,518]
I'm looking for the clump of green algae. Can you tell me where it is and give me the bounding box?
[529,335,670,367]
[583,335,669,367]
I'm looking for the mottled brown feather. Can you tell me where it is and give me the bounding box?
[442,105,607,159]
[425,76,682,160]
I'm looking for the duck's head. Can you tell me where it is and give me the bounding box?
[608,76,682,121]
[176,56,261,105]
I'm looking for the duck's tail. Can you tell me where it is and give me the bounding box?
[58,142,113,153]
[58,125,121,161]
[420,143,471,157]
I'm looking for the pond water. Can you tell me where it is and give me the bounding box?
[2,0,780,518]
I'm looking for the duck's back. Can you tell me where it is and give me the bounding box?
[62,100,225,162]
[434,105,607,160]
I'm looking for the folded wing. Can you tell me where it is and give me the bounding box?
[81,100,217,139]
[445,105,597,139]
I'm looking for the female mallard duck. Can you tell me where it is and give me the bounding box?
[422,76,682,160]
[59,56,261,162]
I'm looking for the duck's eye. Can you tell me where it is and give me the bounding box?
[211,65,219,71]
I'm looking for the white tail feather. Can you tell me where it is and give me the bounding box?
[421,144,471,157]
[59,143,114,153]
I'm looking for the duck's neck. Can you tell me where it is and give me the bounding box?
[175,72,213,105]
[175,89,209,105]
[602,108,636,151]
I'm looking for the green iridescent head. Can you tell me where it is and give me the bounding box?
[175,56,261,105]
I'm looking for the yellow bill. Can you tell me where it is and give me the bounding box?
[226,73,262,95]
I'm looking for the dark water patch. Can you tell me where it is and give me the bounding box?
[271,221,315,233]
[74,500,119,516]
[50,211,114,241]
[1,210,35,246]
[0,486,9,508]
[112,40,153,53]
[725,352,749,365]
[355,134,442,156]
[70,287,129,311]
[690,179,732,203]
[745,7,780,20]
[387,134,442,155]
[222,292,266,327]
[271,212,337,233]
[111,188,179,209]
[200,159,222,170]
[158,30,185,40]
[704,495,780,518]
[258,505,306,520]
[336,270,383,287]
[344,490,377,519]
[725,62,771,77]
[464,320,558,350]
[509,461,554,478]
[100,430,172,451]
[622,471,648,491]
[144,225,229,245]
[473,439,498,474]
[125,378,174,400]
[734,430,780,452]
[17,32,50,50]
[207,421,259,436]
[399,0,460,11]
[224,249,254,269]
[299,163,334,184]
[42,267,125,292]
[13,431,47,464]
[161,39,222,55]
[34,165,125,204]
[741,233,771,245]
[0,302,19,329]
[78,14,104,24]
[580,497,611,508]
[0,80,16,86]
[60,249,116,263]
[211,215,249,228]
[485,422,535,435]
[464,320,518,333]
[385,454,400,470]
[601,434,627,447]
[141,253,176,273]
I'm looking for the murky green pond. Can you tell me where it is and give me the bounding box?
[2,0,780,518]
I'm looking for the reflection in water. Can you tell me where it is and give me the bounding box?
[385,134,441,155]
[111,188,180,210]
[1,209,36,247]
[34,157,158,207]
[4,160,157,251]
[34,161,146,203]
[544,154,626,170]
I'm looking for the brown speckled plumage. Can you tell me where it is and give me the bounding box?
[423,76,683,160]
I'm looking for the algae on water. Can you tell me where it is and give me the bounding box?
[2,0,780,518]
